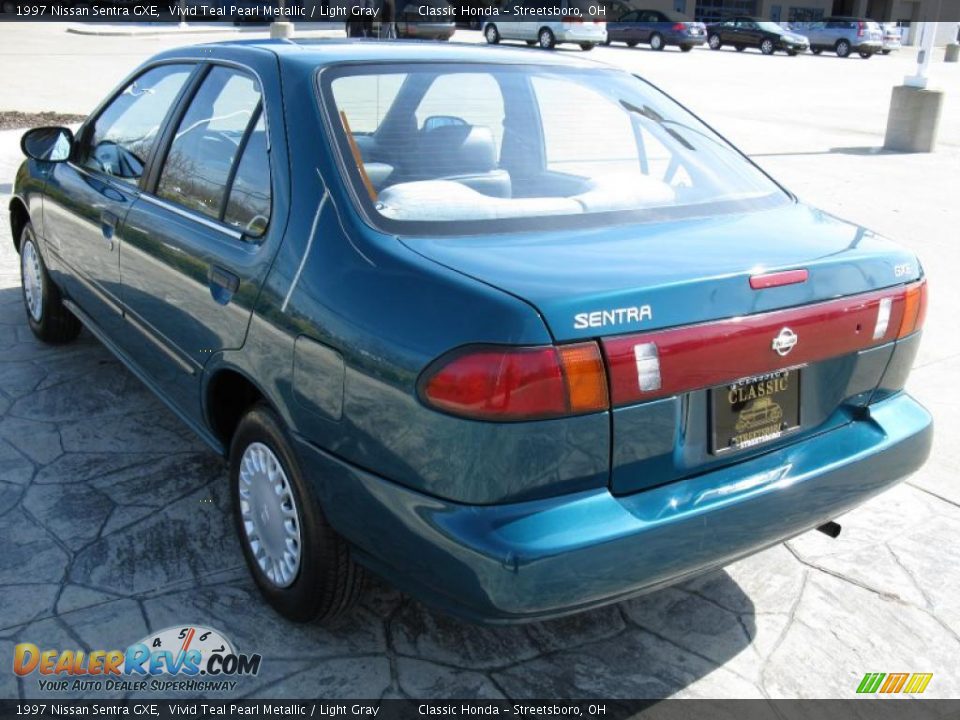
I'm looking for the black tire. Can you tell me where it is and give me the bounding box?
[649,32,664,51]
[580,42,594,51]
[787,49,798,56]
[19,224,81,344]
[735,44,745,52]
[760,38,775,55]
[708,33,721,50]
[836,39,851,57]
[538,27,555,49]
[880,49,891,55]
[626,40,638,47]
[811,47,822,54]
[230,404,364,623]
[859,50,873,59]
[484,23,499,44]
[679,44,693,52]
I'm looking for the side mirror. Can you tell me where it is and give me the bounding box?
[21,126,74,163]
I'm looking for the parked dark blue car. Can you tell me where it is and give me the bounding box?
[606,9,707,51]
[11,40,931,624]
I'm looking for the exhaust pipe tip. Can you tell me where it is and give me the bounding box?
[816,521,842,539]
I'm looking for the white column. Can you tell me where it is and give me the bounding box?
[904,21,936,88]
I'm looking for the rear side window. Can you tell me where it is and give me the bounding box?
[83,64,193,183]
[157,66,264,225]
[223,113,271,236]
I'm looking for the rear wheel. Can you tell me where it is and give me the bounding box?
[231,404,364,623]
[679,44,693,52]
[19,224,81,344]
[859,50,873,58]
[760,38,775,55]
[708,33,721,49]
[836,39,851,57]
[649,32,664,51]
[538,27,555,49]
[580,42,594,51]
[811,47,822,54]
[484,23,499,44]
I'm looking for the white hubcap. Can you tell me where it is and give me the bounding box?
[239,442,302,588]
[22,240,43,322]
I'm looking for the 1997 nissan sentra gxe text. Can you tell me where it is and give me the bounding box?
[11,40,931,624]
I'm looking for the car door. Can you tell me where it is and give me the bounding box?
[738,19,761,46]
[41,64,196,336]
[609,10,638,42]
[497,0,521,39]
[116,61,282,419]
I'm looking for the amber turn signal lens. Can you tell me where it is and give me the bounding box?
[558,342,609,414]
[898,279,928,338]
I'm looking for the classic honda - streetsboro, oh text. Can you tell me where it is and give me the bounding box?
[11,39,930,623]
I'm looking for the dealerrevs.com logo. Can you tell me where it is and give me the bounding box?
[13,625,262,693]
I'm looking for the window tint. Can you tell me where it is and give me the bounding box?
[157,66,262,221]
[83,64,193,183]
[224,113,271,236]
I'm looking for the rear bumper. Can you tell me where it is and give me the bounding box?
[297,392,931,623]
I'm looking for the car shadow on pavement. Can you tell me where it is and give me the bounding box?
[0,284,757,700]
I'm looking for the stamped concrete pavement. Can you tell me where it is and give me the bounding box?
[1,27,960,700]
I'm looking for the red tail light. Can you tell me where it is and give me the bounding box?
[420,343,608,421]
[857,21,865,37]
[672,23,686,31]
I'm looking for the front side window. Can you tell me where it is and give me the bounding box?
[83,64,193,183]
[322,63,788,234]
[157,66,264,223]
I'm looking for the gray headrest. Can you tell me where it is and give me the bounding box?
[418,125,497,176]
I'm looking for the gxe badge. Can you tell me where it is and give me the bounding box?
[772,327,798,356]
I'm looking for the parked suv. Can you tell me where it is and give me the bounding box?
[483,0,607,50]
[879,22,902,54]
[804,17,883,58]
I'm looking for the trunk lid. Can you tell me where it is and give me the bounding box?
[401,203,920,343]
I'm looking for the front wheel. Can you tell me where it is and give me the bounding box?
[787,49,798,56]
[881,49,891,55]
[811,47,822,54]
[231,404,364,623]
[649,32,664,51]
[19,224,81,344]
[579,42,594,51]
[760,38,775,55]
[538,27,555,49]
[859,50,873,59]
[484,23,499,44]
[679,44,693,52]
[836,39,851,57]
[708,33,721,50]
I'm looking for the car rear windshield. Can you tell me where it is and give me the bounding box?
[319,63,789,235]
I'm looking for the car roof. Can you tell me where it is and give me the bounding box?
[155,38,609,71]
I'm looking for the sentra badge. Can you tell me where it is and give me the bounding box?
[574,305,653,330]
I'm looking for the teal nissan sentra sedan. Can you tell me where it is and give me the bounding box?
[11,39,931,624]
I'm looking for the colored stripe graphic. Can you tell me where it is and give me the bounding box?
[857,673,886,694]
[857,672,932,694]
[880,673,909,693]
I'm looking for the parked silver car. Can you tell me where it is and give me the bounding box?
[879,22,902,54]
[804,17,883,58]
[483,0,608,50]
